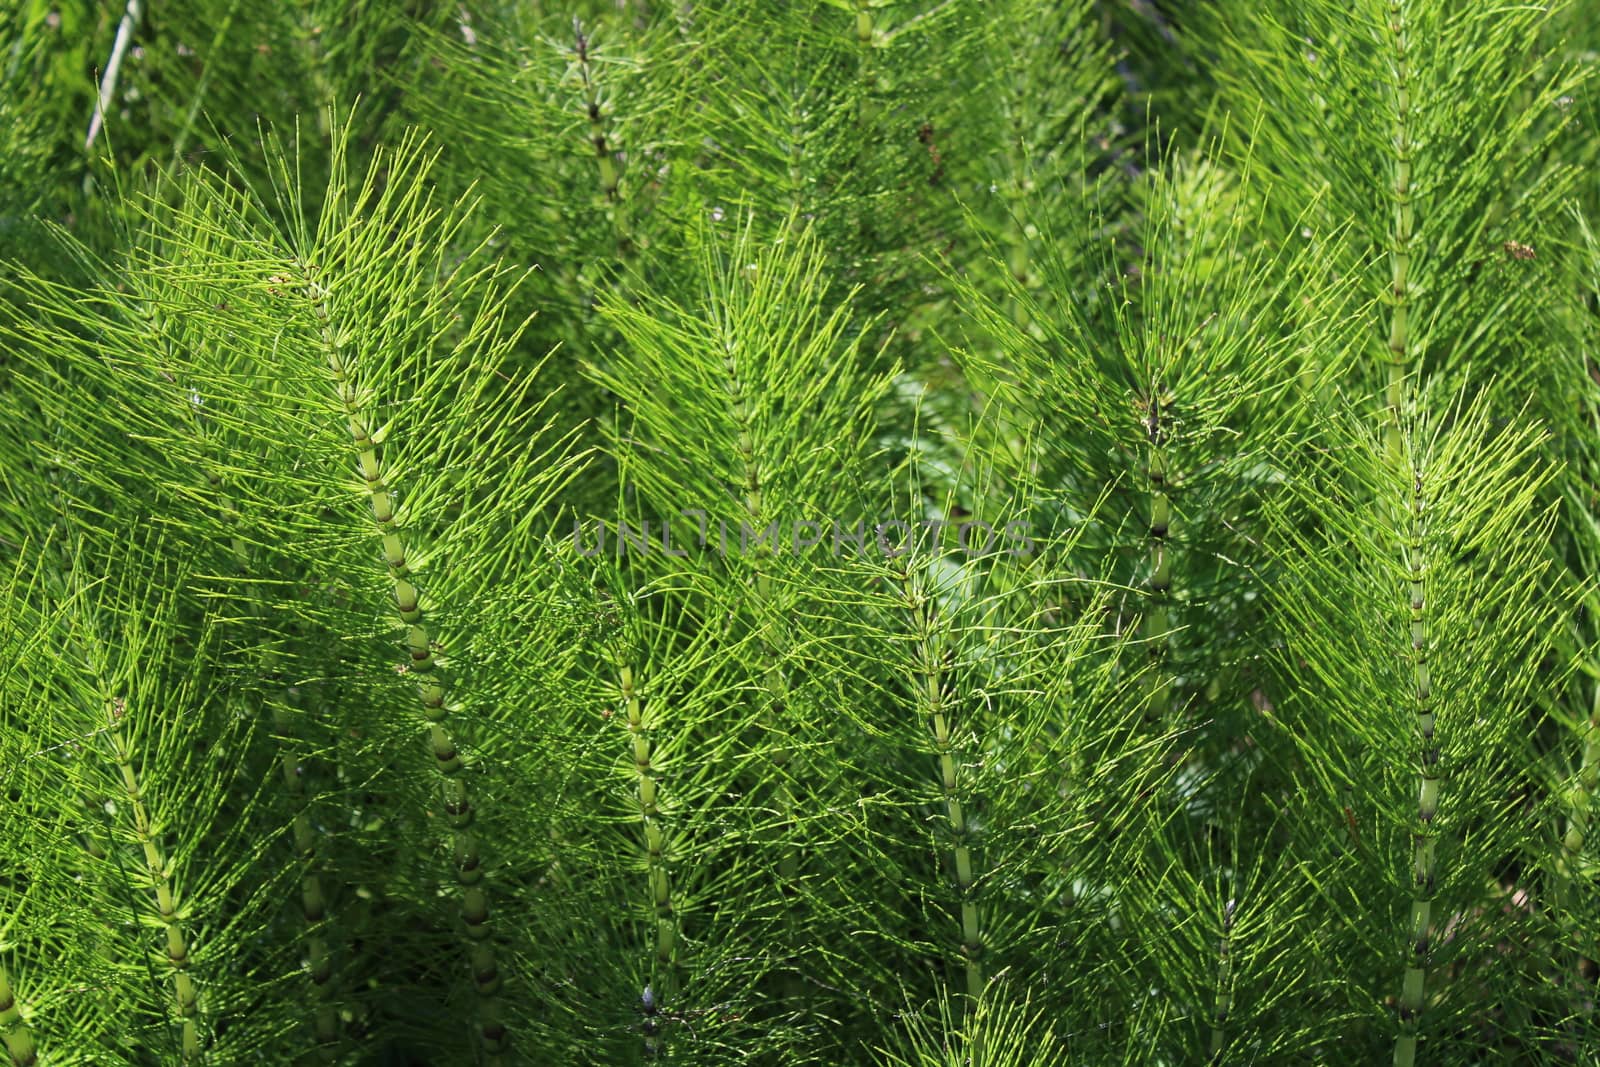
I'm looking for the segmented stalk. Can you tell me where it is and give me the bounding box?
[1394,468,1437,1067]
[854,0,879,129]
[721,336,802,992]
[1144,385,1175,724]
[102,697,204,1062]
[0,966,37,1067]
[1383,0,1414,463]
[1209,897,1236,1061]
[851,0,883,253]
[575,21,619,204]
[620,664,676,1060]
[273,699,340,1055]
[901,565,984,1003]
[303,275,506,1062]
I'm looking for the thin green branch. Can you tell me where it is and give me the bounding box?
[1383,0,1415,463]
[1394,460,1438,1067]
[302,271,507,1064]
[899,562,984,1005]
[102,696,204,1063]
[620,662,677,1059]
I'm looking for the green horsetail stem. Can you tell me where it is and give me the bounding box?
[574,22,619,204]
[1394,470,1437,1067]
[0,965,38,1067]
[1004,170,1034,331]
[719,339,804,996]
[1143,388,1175,726]
[854,0,878,129]
[302,276,506,1064]
[102,698,204,1062]
[272,702,339,1055]
[620,664,676,1061]
[900,565,984,1004]
[851,0,883,249]
[1383,0,1414,464]
[1209,898,1236,1062]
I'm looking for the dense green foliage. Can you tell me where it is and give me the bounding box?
[2,2,1599,1064]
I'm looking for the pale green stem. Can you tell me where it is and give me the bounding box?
[1003,60,1034,330]
[721,340,802,994]
[855,0,879,129]
[1144,402,1174,725]
[1384,0,1414,465]
[103,698,204,1062]
[1395,469,1437,1067]
[852,0,882,253]
[303,275,506,1063]
[902,567,983,1006]
[575,24,619,202]
[620,664,675,1060]
[1209,898,1235,1061]
[1,965,38,1067]
[273,701,340,1055]
[286,3,336,139]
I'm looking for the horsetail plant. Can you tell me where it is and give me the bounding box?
[1382,0,1416,462]
[68,562,212,1064]
[956,146,1357,740]
[8,2,1600,1063]
[4,113,578,1062]
[1266,393,1566,1061]
[270,694,341,1057]
[298,263,515,1063]
[1202,0,1586,427]
[0,534,293,1061]
[591,208,898,1044]
[894,551,985,1004]
[617,658,677,1059]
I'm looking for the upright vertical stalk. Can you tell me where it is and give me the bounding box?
[619,663,676,1060]
[1382,15,1432,1057]
[1143,383,1175,725]
[302,274,506,1063]
[574,19,637,263]
[575,21,620,204]
[1383,0,1414,464]
[853,0,879,130]
[719,330,802,998]
[1209,897,1236,1061]
[1394,465,1438,1067]
[900,564,983,1005]
[851,0,882,254]
[0,965,37,1067]
[273,697,340,1056]
[102,697,204,1063]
